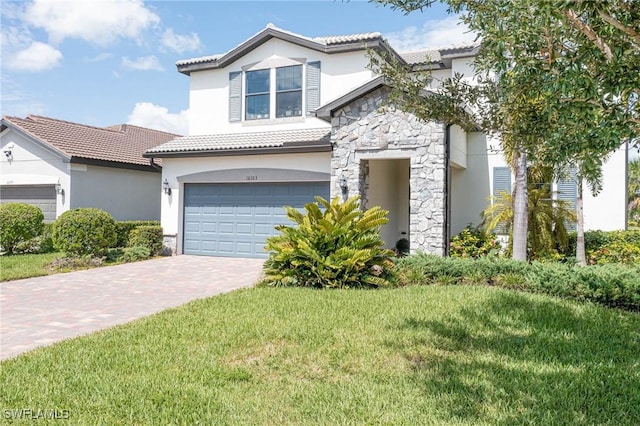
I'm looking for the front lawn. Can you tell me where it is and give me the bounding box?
[0,252,61,281]
[1,286,638,424]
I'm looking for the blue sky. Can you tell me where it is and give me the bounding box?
[0,0,476,135]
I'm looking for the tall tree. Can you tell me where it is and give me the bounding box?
[371,0,640,261]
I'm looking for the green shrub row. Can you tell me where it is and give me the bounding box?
[115,221,161,248]
[566,230,640,265]
[396,254,640,311]
[0,203,163,257]
[567,230,640,253]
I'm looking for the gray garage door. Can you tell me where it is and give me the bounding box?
[0,185,57,222]
[184,182,330,258]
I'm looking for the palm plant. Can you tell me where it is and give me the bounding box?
[482,167,577,260]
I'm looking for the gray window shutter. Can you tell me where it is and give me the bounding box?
[493,167,512,199]
[557,168,577,230]
[493,167,512,234]
[229,71,242,122]
[306,61,320,115]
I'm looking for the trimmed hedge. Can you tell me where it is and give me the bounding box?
[115,221,160,248]
[52,208,117,256]
[0,203,44,254]
[396,254,640,311]
[128,225,163,256]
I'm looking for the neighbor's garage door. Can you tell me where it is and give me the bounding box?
[183,182,329,258]
[0,185,57,222]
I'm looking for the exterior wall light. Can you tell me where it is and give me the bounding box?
[163,178,172,196]
[339,176,348,196]
[55,181,64,195]
[3,150,12,161]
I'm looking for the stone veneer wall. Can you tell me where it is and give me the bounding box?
[330,87,447,255]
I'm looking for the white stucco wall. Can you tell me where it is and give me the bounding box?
[70,164,161,221]
[188,39,375,135]
[451,134,628,236]
[450,132,506,236]
[1,128,70,217]
[449,125,467,168]
[583,146,627,231]
[160,152,331,253]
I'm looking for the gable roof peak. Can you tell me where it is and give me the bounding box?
[176,24,392,75]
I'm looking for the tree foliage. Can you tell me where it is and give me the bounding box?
[371,0,639,260]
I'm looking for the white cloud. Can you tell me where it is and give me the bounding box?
[127,102,188,135]
[385,16,479,52]
[85,52,113,62]
[24,0,160,46]
[161,28,202,53]
[0,75,46,116]
[7,41,63,72]
[121,55,164,71]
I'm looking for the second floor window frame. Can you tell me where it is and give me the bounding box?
[245,69,271,120]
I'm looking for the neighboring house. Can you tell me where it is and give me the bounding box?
[145,24,627,258]
[1,115,180,222]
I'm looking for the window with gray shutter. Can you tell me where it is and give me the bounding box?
[493,167,512,199]
[306,61,320,115]
[493,167,512,234]
[557,168,577,230]
[229,71,242,122]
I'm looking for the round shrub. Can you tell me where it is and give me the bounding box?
[128,225,163,256]
[0,203,44,254]
[52,208,117,256]
[450,226,501,258]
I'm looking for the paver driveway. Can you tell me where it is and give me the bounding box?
[0,255,264,360]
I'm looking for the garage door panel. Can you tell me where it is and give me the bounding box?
[0,185,57,222]
[183,182,329,258]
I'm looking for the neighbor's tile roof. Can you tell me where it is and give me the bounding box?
[146,128,331,154]
[2,115,180,167]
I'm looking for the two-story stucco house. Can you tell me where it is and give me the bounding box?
[145,24,628,258]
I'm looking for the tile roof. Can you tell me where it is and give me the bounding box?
[2,115,180,167]
[145,128,331,155]
[400,43,481,65]
[176,24,384,67]
[312,32,383,45]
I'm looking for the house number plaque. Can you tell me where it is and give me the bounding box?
[246,175,258,181]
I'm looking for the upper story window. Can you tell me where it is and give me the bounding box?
[276,65,302,118]
[229,61,320,123]
[245,69,270,120]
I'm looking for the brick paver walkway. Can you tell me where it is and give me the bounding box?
[0,256,264,360]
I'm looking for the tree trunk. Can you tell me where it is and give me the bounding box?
[576,177,587,266]
[512,150,528,261]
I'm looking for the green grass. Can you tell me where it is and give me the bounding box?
[0,252,61,281]
[2,286,639,425]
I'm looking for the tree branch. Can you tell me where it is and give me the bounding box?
[564,9,613,61]
[598,10,640,51]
